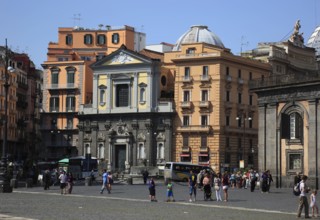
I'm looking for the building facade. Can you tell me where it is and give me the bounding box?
[78,45,174,173]
[41,25,146,161]
[248,21,320,188]
[164,25,270,172]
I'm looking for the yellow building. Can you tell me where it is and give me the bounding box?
[165,25,270,171]
[41,25,146,160]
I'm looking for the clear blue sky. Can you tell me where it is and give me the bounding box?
[1,0,319,69]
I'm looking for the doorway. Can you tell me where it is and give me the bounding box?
[115,145,126,171]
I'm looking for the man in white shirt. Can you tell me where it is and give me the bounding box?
[297,175,311,218]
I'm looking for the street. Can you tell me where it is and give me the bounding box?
[0,180,306,220]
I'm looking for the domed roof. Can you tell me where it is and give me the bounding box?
[307,26,320,57]
[173,25,225,51]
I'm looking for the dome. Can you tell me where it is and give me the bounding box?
[307,26,320,57]
[173,25,225,51]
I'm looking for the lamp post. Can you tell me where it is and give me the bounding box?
[0,39,14,193]
[236,113,252,169]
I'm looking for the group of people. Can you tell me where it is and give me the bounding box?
[43,169,74,194]
[294,173,319,218]
[100,169,113,194]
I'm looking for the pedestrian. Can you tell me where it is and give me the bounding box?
[203,173,212,201]
[43,170,51,190]
[166,179,175,202]
[310,189,319,218]
[59,171,67,195]
[222,172,229,202]
[294,172,302,185]
[107,171,113,193]
[261,171,268,193]
[214,172,222,202]
[148,177,157,202]
[100,169,109,194]
[67,172,74,194]
[188,170,197,202]
[297,175,311,218]
[250,170,257,192]
[266,170,273,193]
[142,169,149,185]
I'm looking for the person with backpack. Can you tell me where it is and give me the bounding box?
[297,175,311,218]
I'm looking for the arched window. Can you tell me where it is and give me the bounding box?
[97,34,106,45]
[157,143,164,159]
[138,143,145,159]
[50,68,60,86]
[140,88,145,103]
[66,34,73,45]
[66,67,75,86]
[290,113,303,140]
[84,34,93,44]
[112,33,119,44]
[85,143,91,155]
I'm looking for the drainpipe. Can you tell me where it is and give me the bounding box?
[316,99,318,190]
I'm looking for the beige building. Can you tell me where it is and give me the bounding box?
[41,25,146,160]
[164,25,270,171]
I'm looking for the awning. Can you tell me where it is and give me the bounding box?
[58,158,69,164]
[180,154,191,157]
[199,153,209,157]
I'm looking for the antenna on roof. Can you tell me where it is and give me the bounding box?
[72,13,82,27]
[240,36,249,55]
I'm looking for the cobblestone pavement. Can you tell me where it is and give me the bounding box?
[0,179,312,220]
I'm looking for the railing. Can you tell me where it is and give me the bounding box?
[177,125,212,132]
[46,83,79,89]
[249,72,320,90]
[199,101,210,108]
[180,101,192,108]
[177,52,219,59]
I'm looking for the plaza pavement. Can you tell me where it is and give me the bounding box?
[0,178,313,219]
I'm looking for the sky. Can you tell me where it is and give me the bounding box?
[1,0,319,69]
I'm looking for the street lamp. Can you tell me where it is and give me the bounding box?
[236,113,252,168]
[0,39,15,193]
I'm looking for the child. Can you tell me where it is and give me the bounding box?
[310,189,319,218]
[166,180,175,202]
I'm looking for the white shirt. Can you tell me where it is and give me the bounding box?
[300,181,306,197]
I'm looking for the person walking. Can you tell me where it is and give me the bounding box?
[67,172,74,194]
[100,169,109,194]
[222,172,229,202]
[214,172,222,202]
[166,179,175,202]
[266,170,273,193]
[107,171,113,193]
[310,189,319,218]
[297,175,311,218]
[43,170,51,190]
[142,169,149,185]
[148,177,157,202]
[59,171,67,195]
[188,170,197,202]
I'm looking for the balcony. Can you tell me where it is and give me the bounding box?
[66,107,76,112]
[226,75,232,82]
[180,101,192,109]
[177,125,212,133]
[199,100,210,108]
[181,76,193,83]
[46,83,79,90]
[49,107,59,112]
[200,75,211,82]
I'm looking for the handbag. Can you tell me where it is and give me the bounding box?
[214,185,219,190]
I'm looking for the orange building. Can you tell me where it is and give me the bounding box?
[41,25,146,160]
[164,25,270,171]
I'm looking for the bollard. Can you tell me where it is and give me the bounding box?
[127,177,133,185]
[85,177,92,186]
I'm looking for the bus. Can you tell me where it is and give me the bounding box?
[164,162,214,183]
[68,156,98,179]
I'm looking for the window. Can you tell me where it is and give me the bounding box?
[226,91,230,102]
[226,116,230,126]
[112,33,119,44]
[289,153,302,170]
[238,69,242,78]
[248,154,254,165]
[238,138,242,149]
[201,115,208,126]
[66,67,75,86]
[249,72,252,80]
[50,97,59,112]
[224,152,231,164]
[98,143,104,159]
[249,95,253,105]
[183,135,189,147]
[226,137,230,148]
[140,88,146,103]
[183,115,190,126]
[85,143,91,154]
[181,153,191,162]
[198,153,209,163]
[238,93,242,104]
[116,84,129,107]
[184,67,190,80]
[84,34,93,44]
[51,68,59,86]
[66,96,75,112]
[138,143,146,159]
[226,67,229,75]
[290,113,303,140]
[249,119,253,128]
[201,90,208,101]
[66,34,73,45]
[237,117,242,128]
[201,136,207,147]
[183,90,190,102]
[186,48,195,54]
[161,76,167,86]
[157,143,164,159]
[67,118,73,129]
[97,34,106,45]
[202,66,208,79]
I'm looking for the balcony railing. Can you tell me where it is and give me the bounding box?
[181,76,193,83]
[180,101,192,109]
[249,72,320,90]
[46,83,78,89]
[199,101,210,108]
[200,75,211,81]
[177,125,212,133]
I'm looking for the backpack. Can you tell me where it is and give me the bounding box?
[293,182,301,196]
